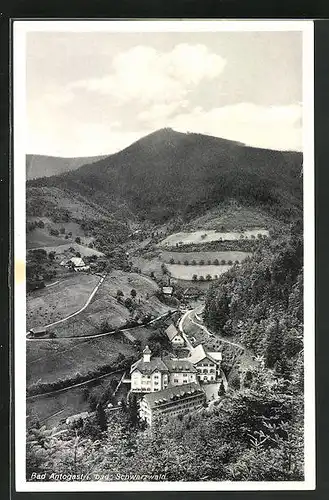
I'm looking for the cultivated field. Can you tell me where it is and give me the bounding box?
[160,229,269,247]
[167,264,232,281]
[26,335,136,387]
[26,273,100,330]
[161,250,251,264]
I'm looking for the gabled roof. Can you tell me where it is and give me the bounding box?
[208,351,222,362]
[188,344,222,365]
[143,382,204,409]
[130,357,169,375]
[70,257,86,267]
[162,286,173,295]
[163,357,197,373]
[165,324,181,341]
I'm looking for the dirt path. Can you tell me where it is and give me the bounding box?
[27,273,107,335]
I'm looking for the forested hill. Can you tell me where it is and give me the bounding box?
[204,223,303,373]
[28,128,303,223]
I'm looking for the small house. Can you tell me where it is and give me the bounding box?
[188,344,222,382]
[162,286,173,296]
[165,324,185,347]
[29,327,47,338]
[69,257,90,272]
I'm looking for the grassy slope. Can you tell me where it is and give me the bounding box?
[26,274,100,330]
[161,250,251,263]
[26,336,135,386]
[27,270,170,338]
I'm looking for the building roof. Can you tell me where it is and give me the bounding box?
[130,357,169,375]
[163,357,197,373]
[130,352,197,375]
[208,351,222,362]
[143,345,151,354]
[188,344,222,365]
[165,324,181,341]
[162,286,173,295]
[70,257,86,267]
[143,382,204,409]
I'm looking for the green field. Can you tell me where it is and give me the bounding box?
[37,270,170,338]
[167,264,232,281]
[160,229,269,247]
[161,250,251,264]
[26,273,100,330]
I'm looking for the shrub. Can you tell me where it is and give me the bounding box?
[169,258,175,264]
[50,228,59,237]
[184,260,189,266]
[206,274,212,281]
[192,260,197,265]
[75,236,81,244]
[60,227,65,234]
[199,260,205,266]
[213,258,219,265]
[199,276,205,281]
[221,259,226,265]
[192,274,198,281]
[228,260,233,265]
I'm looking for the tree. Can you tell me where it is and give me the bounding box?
[184,260,189,266]
[169,258,175,264]
[75,237,81,244]
[88,394,98,412]
[199,276,205,281]
[116,290,124,300]
[218,380,225,397]
[50,228,59,236]
[206,274,212,281]
[60,227,65,234]
[48,251,56,261]
[213,259,219,265]
[130,289,137,299]
[199,260,205,266]
[221,259,226,265]
[96,404,107,432]
[192,274,198,281]
[192,260,197,265]
[128,393,139,427]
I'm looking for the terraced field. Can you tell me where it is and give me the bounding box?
[160,229,269,247]
[167,264,232,281]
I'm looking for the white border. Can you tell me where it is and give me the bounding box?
[14,20,315,492]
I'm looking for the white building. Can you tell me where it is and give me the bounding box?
[187,344,222,382]
[130,346,197,393]
[165,324,185,347]
[69,257,90,272]
[139,382,206,426]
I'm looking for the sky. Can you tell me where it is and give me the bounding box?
[26,29,303,156]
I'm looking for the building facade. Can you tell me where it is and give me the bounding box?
[165,324,185,347]
[139,382,206,426]
[130,346,197,393]
[188,344,222,382]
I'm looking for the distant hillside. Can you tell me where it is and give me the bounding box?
[28,128,303,223]
[26,154,108,180]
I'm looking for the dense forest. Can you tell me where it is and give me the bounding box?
[28,128,302,223]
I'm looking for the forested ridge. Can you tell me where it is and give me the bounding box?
[28,128,302,223]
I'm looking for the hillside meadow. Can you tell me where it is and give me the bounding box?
[160,229,269,247]
[167,264,232,281]
[26,273,100,330]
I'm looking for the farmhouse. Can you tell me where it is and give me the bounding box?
[69,257,90,272]
[139,382,206,426]
[165,324,185,347]
[187,344,222,382]
[130,346,197,393]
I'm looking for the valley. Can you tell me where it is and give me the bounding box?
[25,129,304,481]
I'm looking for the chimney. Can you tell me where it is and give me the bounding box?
[143,345,151,363]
